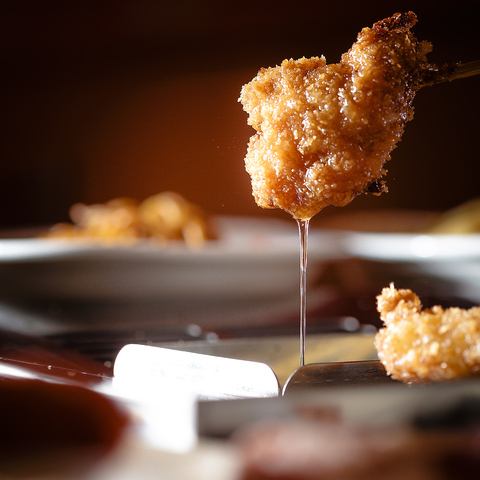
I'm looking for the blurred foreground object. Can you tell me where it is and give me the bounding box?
[45,192,216,247]
[235,419,479,480]
[0,376,129,477]
[375,284,480,383]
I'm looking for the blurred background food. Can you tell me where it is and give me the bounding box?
[0,0,478,230]
[45,192,216,247]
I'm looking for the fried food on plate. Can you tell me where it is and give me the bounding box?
[375,284,480,383]
[429,198,480,234]
[239,12,434,220]
[138,192,214,247]
[46,192,215,247]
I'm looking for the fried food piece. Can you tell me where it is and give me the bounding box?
[239,12,433,220]
[139,192,215,247]
[68,198,142,244]
[375,284,480,383]
[45,192,215,247]
[0,378,129,476]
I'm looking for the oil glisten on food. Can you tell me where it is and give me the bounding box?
[239,12,434,364]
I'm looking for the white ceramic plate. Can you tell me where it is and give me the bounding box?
[337,231,480,261]
[334,230,480,302]
[0,217,341,302]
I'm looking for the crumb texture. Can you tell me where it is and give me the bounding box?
[239,12,432,219]
[375,284,480,383]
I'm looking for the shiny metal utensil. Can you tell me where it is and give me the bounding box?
[113,344,280,401]
[283,359,395,394]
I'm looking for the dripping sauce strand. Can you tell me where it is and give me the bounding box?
[297,219,310,366]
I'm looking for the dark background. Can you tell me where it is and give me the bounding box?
[1,0,479,228]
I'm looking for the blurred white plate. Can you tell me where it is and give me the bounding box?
[338,231,480,261]
[0,217,341,301]
[335,230,480,302]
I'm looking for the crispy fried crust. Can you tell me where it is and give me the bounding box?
[239,12,433,220]
[375,284,480,383]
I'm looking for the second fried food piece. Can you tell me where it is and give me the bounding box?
[69,198,142,244]
[239,12,433,220]
[138,192,215,247]
[375,284,480,383]
[45,193,215,247]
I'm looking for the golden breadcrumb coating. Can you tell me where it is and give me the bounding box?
[375,284,480,383]
[239,12,433,220]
